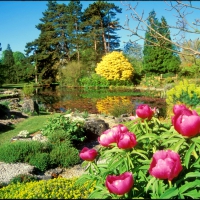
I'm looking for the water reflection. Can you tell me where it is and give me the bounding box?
[34,86,166,117]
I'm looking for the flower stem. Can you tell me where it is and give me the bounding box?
[192,150,198,159]
[168,180,172,188]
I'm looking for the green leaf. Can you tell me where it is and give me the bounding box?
[137,134,158,142]
[146,177,156,193]
[182,189,200,198]
[160,187,179,199]
[179,180,200,193]
[170,138,185,152]
[185,171,200,178]
[131,149,148,160]
[184,143,195,169]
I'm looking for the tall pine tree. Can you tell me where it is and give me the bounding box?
[143,11,180,74]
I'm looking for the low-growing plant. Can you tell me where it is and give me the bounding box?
[49,141,80,168]
[0,141,51,163]
[9,174,39,184]
[41,114,86,142]
[29,152,50,172]
[0,177,95,199]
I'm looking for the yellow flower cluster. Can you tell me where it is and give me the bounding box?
[96,96,132,115]
[165,79,200,116]
[95,51,134,81]
[0,177,95,199]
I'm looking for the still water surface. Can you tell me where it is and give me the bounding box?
[34,86,166,116]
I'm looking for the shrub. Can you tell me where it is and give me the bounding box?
[166,79,200,115]
[0,141,51,163]
[41,114,86,142]
[49,141,80,168]
[58,61,82,87]
[95,51,134,81]
[29,153,50,172]
[22,83,35,98]
[79,73,109,88]
[0,177,95,199]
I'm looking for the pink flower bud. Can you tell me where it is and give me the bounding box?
[136,104,154,120]
[149,150,183,181]
[105,172,134,195]
[79,147,97,161]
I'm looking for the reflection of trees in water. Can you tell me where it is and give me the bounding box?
[33,87,166,115]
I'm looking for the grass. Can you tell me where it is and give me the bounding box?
[0,113,60,145]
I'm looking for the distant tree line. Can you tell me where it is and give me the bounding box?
[1,1,199,86]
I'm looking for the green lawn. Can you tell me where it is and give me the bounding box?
[0,113,59,145]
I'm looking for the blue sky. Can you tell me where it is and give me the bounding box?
[0,1,199,55]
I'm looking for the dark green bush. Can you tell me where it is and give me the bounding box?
[9,174,39,184]
[29,153,50,172]
[0,141,52,164]
[49,141,80,168]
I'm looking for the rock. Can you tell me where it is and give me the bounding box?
[32,133,48,143]
[84,119,109,140]
[0,162,35,184]
[0,104,10,119]
[21,99,39,115]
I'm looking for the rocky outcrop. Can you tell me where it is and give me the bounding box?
[21,98,40,115]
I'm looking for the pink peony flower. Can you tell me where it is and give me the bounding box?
[136,104,154,120]
[117,132,137,149]
[79,147,98,161]
[98,124,128,147]
[105,172,134,195]
[172,105,200,137]
[149,150,183,181]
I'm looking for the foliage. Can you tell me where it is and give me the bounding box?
[166,79,200,109]
[41,114,86,142]
[123,41,143,85]
[49,141,80,168]
[179,64,200,78]
[25,1,122,84]
[22,83,35,98]
[9,174,39,184]
[95,51,134,81]
[0,141,51,164]
[79,73,109,88]
[143,11,180,74]
[0,177,95,199]
[76,105,200,199]
[29,152,50,172]
[59,61,83,87]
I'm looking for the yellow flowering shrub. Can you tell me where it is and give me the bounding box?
[96,96,133,116]
[95,51,134,81]
[166,79,200,116]
[0,177,95,199]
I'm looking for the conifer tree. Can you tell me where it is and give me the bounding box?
[143,11,180,74]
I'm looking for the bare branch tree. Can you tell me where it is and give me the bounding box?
[120,1,200,58]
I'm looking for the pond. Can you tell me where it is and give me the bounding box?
[34,86,167,117]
